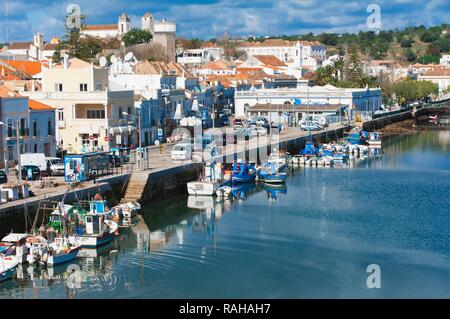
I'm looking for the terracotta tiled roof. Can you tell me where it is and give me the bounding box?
[4,60,42,76]
[43,43,58,51]
[7,42,33,50]
[82,24,117,31]
[29,99,54,111]
[135,61,195,78]
[421,67,450,76]
[239,39,323,48]
[201,42,220,48]
[199,60,235,70]
[253,55,287,67]
[0,85,21,98]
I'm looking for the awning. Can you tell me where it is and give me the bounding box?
[110,126,137,135]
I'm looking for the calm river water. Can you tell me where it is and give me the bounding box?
[1,128,449,298]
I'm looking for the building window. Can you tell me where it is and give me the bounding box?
[44,143,50,157]
[80,83,88,92]
[95,83,102,91]
[86,110,105,119]
[34,144,38,153]
[7,146,14,160]
[7,119,13,137]
[20,118,26,136]
[33,120,37,137]
[47,119,52,136]
[118,107,123,118]
[55,83,63,92]
[58,110,64,121]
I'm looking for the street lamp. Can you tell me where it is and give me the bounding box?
[123,111,142,170]
[0,120,22,182]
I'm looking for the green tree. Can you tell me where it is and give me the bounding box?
[122,28,153,47]
[314,65,336,86]
[404,48,417,62]
[394,79,438,106]
[418,54,440,64]
[400,38,413,48]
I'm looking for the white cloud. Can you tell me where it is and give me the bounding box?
[0,0,448,42]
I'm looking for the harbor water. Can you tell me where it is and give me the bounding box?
[1,129,449,298]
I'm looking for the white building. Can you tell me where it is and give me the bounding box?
[177,44,224,65]
[22,57,135,153]
[440,54,450,67]
[236,39,326,70]
[234,85,382,120]
[418,67,450,94]
[81,12,176,62]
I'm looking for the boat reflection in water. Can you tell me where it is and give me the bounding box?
[262,183,287,202]
[8,242,117,298]
[231,182,257,202]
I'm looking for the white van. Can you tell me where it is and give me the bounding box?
[46,157,65,176]
[20,153,48,173]
[171,143,192,161]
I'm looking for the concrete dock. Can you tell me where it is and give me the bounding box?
[0,123,348,221]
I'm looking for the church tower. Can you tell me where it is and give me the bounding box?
[118,13,131,37]
[142,12,154,34]
[33,32,44,49]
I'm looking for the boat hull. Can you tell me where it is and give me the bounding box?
[47,247,80,266]
[260,174,287,184]
[187,182,220,196]
[232,175,256,183]
[0,267,15,282]
[68,233,114,248]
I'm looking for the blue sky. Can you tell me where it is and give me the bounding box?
[1,0,449,43]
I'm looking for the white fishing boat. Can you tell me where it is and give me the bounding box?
[216,186,232,199]
[113,201,141,218]
[368,131,383,146]
[0,255,19,282]
[69,214,118,248]
[40,236,81,267]
[0,233,29,264]
[187,162,226,196]
[26,235,49,264]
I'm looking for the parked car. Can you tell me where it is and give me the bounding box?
[171,143,192,161]
[300,121,322,131]
[46,157,64,176]
[0,170,7,184]
[219,115,230,126]
[19,165,41,180]
[256,127,267,136]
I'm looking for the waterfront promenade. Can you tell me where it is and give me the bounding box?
[0,123,348,218]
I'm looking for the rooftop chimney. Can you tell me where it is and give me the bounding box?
[63,54,69,69]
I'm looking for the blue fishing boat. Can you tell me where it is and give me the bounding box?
[344,129,369,145]
[258,163,287,184]
[232,161,257,183]
[46,246,81,266]
[299,141,318,157]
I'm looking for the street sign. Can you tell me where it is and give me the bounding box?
[104,136,109,142]
[154,140,160,146]
[157,128,163,138]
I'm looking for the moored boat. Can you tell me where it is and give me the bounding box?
[187,162,226,196]
[0,255,19,282]
[368,131,383,146]
[231,161,257,184]
[258,163,287,184]
[68,213,118,248]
